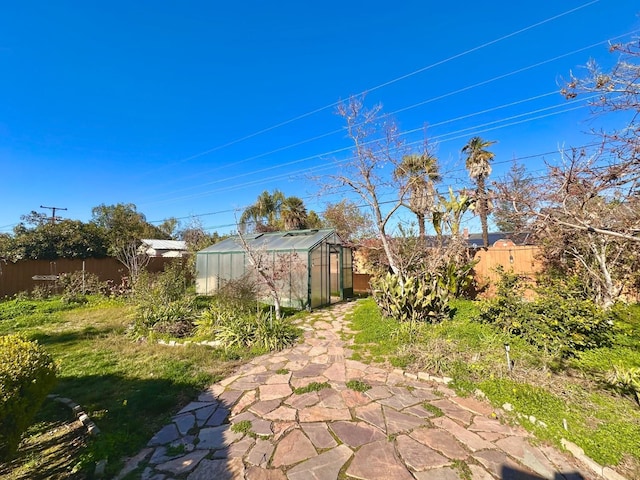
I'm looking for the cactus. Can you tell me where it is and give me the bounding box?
[371,272,451,324]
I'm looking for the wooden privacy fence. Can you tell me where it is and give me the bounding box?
[0,257,173,298]
[472,246,541,284]
[351,246,543,295]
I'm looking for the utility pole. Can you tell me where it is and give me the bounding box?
[40,205,67,224]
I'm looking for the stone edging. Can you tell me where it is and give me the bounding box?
[157,339,221,348]
[46,393,100,436]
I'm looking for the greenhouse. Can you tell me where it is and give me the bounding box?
[195,229,353,309]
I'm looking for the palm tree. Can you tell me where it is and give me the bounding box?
[462,137,496,247]
[239,190,285,232]
[281,196,308,230]
[394,153,441,239]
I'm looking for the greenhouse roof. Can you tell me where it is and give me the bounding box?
[198,229,343,254]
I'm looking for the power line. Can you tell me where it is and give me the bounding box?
[150,1,601,171]
[40,205,67,225]
[144,25,640,199]
[141,100,593,207]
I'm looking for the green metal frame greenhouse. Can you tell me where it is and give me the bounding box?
[195,229,353,309]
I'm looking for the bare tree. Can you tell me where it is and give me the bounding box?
[324,96,410,274]
[494,39,640,307]
[116,240,150,285]
[235,223,306,319]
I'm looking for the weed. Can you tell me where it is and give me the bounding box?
[275,368,289,375]
[293,382,330,394]
[165,444,185,456]
[452,459,472,480]
[346,380,371,392]
[422,402,444,417]
[231,420,253,436]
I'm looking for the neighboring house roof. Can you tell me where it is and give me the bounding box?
[141,239,188,257]
[198,229,345,254]
[464,232,533,248]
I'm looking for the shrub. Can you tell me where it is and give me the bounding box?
[58,271,105,297]
[212,310,299,352]
[131,262,197,337]
[0,335,57,460]
[371,272,451,324]
[606,366,640,405]
[477,272,614,358]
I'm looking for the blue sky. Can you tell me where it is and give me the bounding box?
[1,1,639,235]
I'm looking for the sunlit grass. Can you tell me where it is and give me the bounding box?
[347,297,640,473]
[0,297,250,478]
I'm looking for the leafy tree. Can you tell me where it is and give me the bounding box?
[321,199,374,245]
[91,203,167,255]
[157,217,179,239]
[2,220,108,261]
[240,190,312,232]
[305,210,324,229]
[91,203,167,281]
[239,190,285,233]
[393,152,441,240]
[462,136,496,247]
[281,196,307,230]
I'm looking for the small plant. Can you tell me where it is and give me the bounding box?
[165,443,186,456]
[606,366,640,405]
[346,379,371,392]
[275,368,289,375]
[231,420,253,436]
[452,459,472,480]
[293,382,330,394]
[422,402,444,417]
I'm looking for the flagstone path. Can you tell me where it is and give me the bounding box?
[118,301,595,480]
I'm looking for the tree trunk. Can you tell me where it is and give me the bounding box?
[478,177,489,247]
[417,212,425,240]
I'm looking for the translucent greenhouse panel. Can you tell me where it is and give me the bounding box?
[310,248,323,308]
[231,252,245,280]
[330,252,340,298]
[290,262,308,309]
[195,254,207,294]
[218,253,231,282]
[343,247,353,289]
[320,243,328,306]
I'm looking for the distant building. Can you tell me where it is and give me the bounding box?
[141,239,188,258]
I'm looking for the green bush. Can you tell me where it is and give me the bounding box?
[0,334,57,460]
[131,261,197,337]
[212,310,299,352]
[477,272,614,358]
[371,272,451,324]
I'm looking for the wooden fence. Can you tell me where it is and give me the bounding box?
[0,257,173,298]
[351,246,543,296]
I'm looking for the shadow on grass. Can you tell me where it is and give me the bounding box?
[0,401,88,480]
[4,373,212,479]
[501,465,584,480]
[28,326,115,346]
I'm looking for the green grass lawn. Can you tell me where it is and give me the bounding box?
[345,297,640,478]
[0,296,251,479]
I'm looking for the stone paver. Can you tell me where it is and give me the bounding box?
[123,302,600,480]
